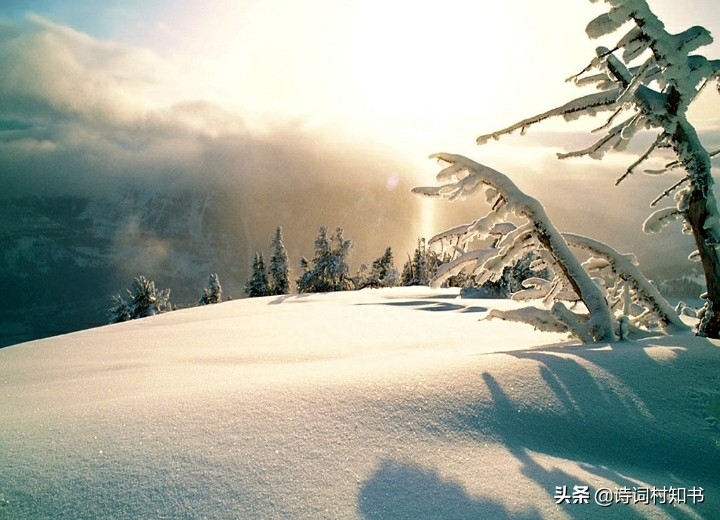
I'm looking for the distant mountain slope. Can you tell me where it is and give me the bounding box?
[0,174,416,347]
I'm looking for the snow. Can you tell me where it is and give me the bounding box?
[414,153,616,343]
[1,287,719,519]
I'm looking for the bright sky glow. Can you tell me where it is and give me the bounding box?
[1,0,719,263]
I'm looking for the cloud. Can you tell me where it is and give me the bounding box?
[0,13,708,277]
[0,15,406,195]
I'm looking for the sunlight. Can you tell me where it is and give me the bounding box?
[341,2,514,129]
[419,196,437,242]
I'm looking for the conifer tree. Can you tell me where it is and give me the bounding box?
[268,226,290,295]
[245,252,270,297]
[108,275,171,323]
[369,247,399,288]
[402,238,433,286]
[199,273,222,305]
[296,226,353,293]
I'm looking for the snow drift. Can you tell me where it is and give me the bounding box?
[1,288,719,519]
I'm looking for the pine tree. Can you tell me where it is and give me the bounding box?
[108,294,131,323]
[402,238,433,286]
[296,256,312,294]
[368,247,398,288]
[268,227,290,295]
[108,275,171,323]
[198,273,222,305]
[296,226,353,293]
[245,252,270,297]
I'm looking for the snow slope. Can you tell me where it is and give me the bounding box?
[1,287,719,519]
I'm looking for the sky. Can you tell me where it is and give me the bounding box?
[1,0,719,267]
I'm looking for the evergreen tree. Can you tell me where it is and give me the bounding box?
[245,252,270,297]
[268,226,290,295]
[478,251,551,297]
[108,275,171,323]
[296,226,353,293]
[402,238,432,286]
[296,256,312,294]
[198,273,222,305]
[108,294,131,323]
[368,247,399,288]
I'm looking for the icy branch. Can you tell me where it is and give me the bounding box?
[649,176,690,207]
[563,232,687,332]
[413,154,617,342]
[476,90,620,145]
[615,131,667,185]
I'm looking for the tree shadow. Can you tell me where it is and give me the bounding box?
[498,341,720,479]
[358,459,540,520]
[451,338,720,517]
[356,336,720,518]
[357,300,488,314]
[267,293,313,305]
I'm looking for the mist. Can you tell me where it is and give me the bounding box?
[0,12,712,346]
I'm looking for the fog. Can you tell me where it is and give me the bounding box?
[0,11,715,345]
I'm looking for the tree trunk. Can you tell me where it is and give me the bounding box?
[686,188,720,337]
[671,118,720,338]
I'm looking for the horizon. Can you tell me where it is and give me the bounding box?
[1,0,719,344]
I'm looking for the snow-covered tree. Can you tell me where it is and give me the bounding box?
[414,155,617,343]
[108,276,171,323]
[268,227,290,295]
[563,233,687,336]
[296,226,353,293]
[402,238,430,286]
[475,0,720,337]
[357,247,399,289]
[198,273,222,305]
[401,238,446,286]
[473,251,552,298]
[414,154,685,342]
[245,252,270,297]
[108,295,131,323]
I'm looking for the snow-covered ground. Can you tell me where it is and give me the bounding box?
[1,287,719,519]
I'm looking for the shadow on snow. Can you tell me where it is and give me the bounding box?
[358,336,720,519]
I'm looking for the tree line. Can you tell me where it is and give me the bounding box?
[108,223,550,323]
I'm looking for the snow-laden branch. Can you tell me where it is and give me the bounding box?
[413,154,617,342]
[649,176,690,207]
[475,90,620,145]
[563,232,688,332]
[470,0,720,336]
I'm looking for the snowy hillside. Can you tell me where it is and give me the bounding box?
[1,287,719,519]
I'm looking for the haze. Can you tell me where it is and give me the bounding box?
[1,0,719,345]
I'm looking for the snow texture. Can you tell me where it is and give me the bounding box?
[2,288,719,519]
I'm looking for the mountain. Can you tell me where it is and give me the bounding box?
[0,177,417,347]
